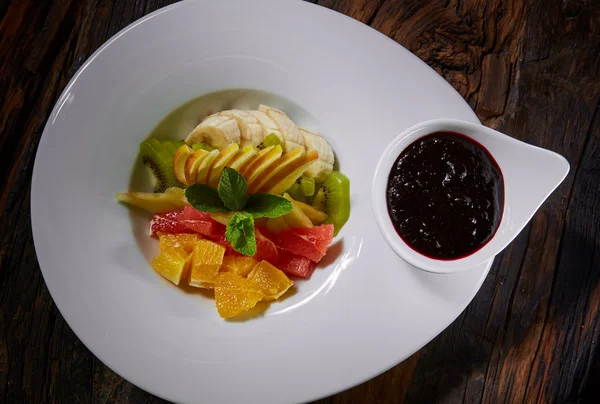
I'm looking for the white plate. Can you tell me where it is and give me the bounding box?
[31,1,495,402]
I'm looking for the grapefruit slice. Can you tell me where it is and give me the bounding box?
[180,205,226,237]
[150,210,192,235]
[277,249,318,279]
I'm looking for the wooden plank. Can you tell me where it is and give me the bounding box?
[0,0,597,403]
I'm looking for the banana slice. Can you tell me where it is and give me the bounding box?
[217,110,264,148]
[186,115,241,149]
[300,128,334,181]
[258,105,305,153]
[248,110,284,144]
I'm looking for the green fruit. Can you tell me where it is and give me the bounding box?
[257,133,281,150]
[163,140,185,156]
[298,176,315,196]
[192,143,216,152]
[139,139,183,192]
[285,183,307,203]
[285,176,315,202]
[312,171,350,236]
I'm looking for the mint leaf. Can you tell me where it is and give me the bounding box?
[185,184,228,212]
[245,193,293,218]
[225,212,256,256]
[218,167,247,211]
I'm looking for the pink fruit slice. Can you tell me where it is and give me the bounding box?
[277,249,317,279]
[254,228,279,265]
[150,210,193,235]
[274,224,334,262]
[180,205,226,237]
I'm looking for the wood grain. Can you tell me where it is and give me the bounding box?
[0,0,598,403]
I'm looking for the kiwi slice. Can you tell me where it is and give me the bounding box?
[286,183,307,203]
[298,176,315,196]
[139,139,183,192]
[312,171,350,236]
[257,133,281,150]
[163,140,185,156]
[192,143,216,152]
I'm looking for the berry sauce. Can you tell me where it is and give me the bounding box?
[386,132,504,260]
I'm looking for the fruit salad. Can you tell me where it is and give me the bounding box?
[115,105,350,318]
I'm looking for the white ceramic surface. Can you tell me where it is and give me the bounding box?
[373,119,569,274]
[30,1,529,403]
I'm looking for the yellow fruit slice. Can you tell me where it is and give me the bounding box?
[114,187,187,213]
[206,143,240,187]
[247,147,304,194]
[210,212,234,225]
[247,261,293,300]
[239,145,283,183]
[151,246,191,285]
[189,239,226,288]
[227,146,257,171]
[195,149,220,185]
[265,216,290,233]
[158,233,200,254]
[294,199,328,224]
[281,193,313,228]
[238,145,273,175]
[184,149,210,184]
[174,144,193,184]
[261,150,319,195]
[214,272,264,318]
[221,256,258,277]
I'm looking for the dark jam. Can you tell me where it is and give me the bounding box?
[387,132,504,260]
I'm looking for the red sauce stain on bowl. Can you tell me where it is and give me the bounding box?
[386,132,504,260]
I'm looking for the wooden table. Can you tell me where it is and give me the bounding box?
[1,0,598,402]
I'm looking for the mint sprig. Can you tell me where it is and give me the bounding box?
[225,212,256,256]
[245,193,294,218]
[218,168,247,211]
[185,184,227,212]
[184,168,293,256]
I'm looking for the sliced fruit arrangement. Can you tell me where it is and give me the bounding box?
[115,105,350,319]
[183,105,333,181]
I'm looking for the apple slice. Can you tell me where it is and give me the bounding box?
[174,144,193,184]
[227,145,256,171]
[239,145,283,185]
[259,150,319,195]
[239,145,277,177]
[184,149,210,185]
[195,149,220,185]
[206,143,240,187]
[247,148,304,194]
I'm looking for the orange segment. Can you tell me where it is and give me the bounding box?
[151,246,191,285]
[221,256,258,277]
[247,261,293,300]
[189,239,226,288]
[214,273,264,318]
[158,233,201,254]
